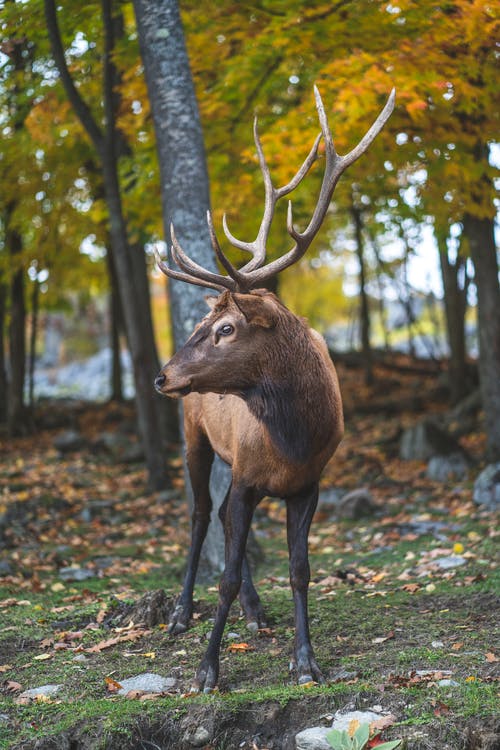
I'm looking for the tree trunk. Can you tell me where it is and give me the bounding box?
[8,235,28,435]
[0,281,7,425]
[351,203,374,385]
[28,277,40,409]
[133,0,233,576]
[463,213,500,461]
[44,0,171,490]
[436,230,468,403]
[105,243,124,402]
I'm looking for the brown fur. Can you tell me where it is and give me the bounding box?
[155,289,344,690]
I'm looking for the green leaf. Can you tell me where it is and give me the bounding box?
[375,741,403,750]
[353,723,370,746]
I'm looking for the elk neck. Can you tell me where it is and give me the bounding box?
[242,313,336,464]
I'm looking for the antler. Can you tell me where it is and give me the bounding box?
[157,86,395,293]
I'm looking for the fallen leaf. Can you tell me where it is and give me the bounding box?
[485,652,498,663]
[0,664,12,673]
[227,642,254,652]
[6,681,22,692]
[105,676,123,693]
[33,653,52,661]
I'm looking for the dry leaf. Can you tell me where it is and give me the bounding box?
[0,664,12,673]
[105,676,123,693]
[227,642,254,652]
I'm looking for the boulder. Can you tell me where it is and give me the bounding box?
[117,673,176,696]
[473,463,500,510]
[400,418,461,461]
[53,430,86,454]
[427,452,469,482]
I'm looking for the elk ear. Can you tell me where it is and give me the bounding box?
[232,293,277,329]
[204,295,219,310]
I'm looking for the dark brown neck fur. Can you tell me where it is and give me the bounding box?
[243,309,335,464]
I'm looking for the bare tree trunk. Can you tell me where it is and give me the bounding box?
[351,203,374,385]
[0,281,7,425]
[44,0,171,490]
[463,212,500,461]
[436,230,469,404]
[105,244,123,402]
[8,238,28,435]
[133,0,233,576]
[28,276,40,409]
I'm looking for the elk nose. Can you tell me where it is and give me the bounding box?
[154,373,166,392]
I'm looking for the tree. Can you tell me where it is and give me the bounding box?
[44,0,174,489]
[132,0,233,574]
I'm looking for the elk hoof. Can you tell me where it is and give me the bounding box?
[168,604,190,635]
[192,659,219,694]
[294,649,325,685]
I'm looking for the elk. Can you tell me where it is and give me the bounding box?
[155,86,395,692]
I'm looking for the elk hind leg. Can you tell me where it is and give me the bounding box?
[169,435,214,635]
[219,489,266,630]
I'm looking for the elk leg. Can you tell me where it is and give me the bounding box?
[192,484,259,693]
[286,483,324,685]
[169,437,214,635]
[219,491,266,630]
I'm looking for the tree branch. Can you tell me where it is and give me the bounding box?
[44,0,104,151]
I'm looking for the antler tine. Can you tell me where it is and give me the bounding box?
[157,224,237,292]
[154,246,229,292]
[206,211,251,290]
[242,87,395,288]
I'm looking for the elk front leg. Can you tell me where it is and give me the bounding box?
[169,437,214,635]
[219,490,266,631]
[192,484,259,693]
[286,483,324,685]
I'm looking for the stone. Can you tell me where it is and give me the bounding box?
[337,488,375,520]
[438,678,459,687]
[59,566,95,582]
[434,555,467,570]
[400,419,461,461]
[473,463,500,510]
[427,452,469,482]
[295,726,332,750]
[53,430,85,454]
[186,726,211,747]
[19,684,62,700]
[117,672,176,695]
[317,487,346,512]
[331,708,392,732]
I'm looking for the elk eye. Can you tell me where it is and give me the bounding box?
[218,323,234,337]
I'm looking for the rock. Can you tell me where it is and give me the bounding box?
[427,452,469,481]
[0,560,13,576]
[337,488,375,520]
[53,430,86,454]
[19,684,62,701]
[473,463,500,510]
[317,487,346,511]
[331,708,393,732]
[0,713,9,724]
[295,726,332,750]
[59,566,96,582]
[186,725,211,747]
[438,678,459,687]
[117,673,176,695]
[400,418,461,461]
[434,555,467,570]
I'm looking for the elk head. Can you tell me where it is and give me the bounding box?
[154,289,282,397]
[155,85,395,394]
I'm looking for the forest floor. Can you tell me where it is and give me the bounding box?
[0,357,498,750]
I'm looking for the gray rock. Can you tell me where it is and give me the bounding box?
[117,672,176,695]
[53,430,85,453]
[400,419,460,461]
[59,566,96,582]
[0,713,10,724]
[186,726,211,747]
[427,452,469,482]
[0,560,13,576]
[337,488,375,520]
[19,684,62,700]
[438,678,459,687]
[473,463,500,510]
[317,487,346,511]
[331,709,391,732]
[435,555,467,570]
[295,726,332,750]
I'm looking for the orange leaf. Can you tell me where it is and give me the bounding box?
[226,642,254,652]
[105,676,123,693]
